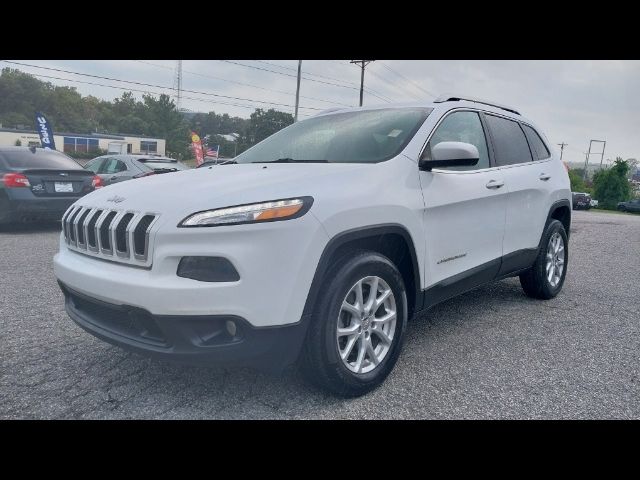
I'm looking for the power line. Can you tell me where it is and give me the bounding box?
[2,61,324,111]
[378,61,437,98]
[366,67,422,101]
[135,60,353,108]
[218,60,392,103]
[19,71,315,117]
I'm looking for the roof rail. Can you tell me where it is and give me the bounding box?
[434,94,520,115]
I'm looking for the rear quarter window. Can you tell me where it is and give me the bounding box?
[484,114,533,166]
[522,124,551,160]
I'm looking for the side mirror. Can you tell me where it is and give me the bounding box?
[419,141,480,171]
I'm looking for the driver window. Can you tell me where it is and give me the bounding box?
[427,111,490,171]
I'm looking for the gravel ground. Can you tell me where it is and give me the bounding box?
[1,210,639,419]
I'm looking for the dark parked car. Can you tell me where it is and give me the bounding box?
[617,198,640,212]
[84,154,189,186]
[0,147,101,225]
[572,192,592,210]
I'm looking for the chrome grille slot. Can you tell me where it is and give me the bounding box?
[99,211,118,254]
[115,213,135,258]
[133,214,156,260]
[66,207,82,245]
[61,206,75,241]
[75,208,92,249]
[86,210,103,252]
[64,206,158,267]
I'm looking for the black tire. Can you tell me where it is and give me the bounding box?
[619,206,626,212]
[519,219,568,300]
[300,250,408,397]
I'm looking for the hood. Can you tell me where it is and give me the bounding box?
[73,162,375,221]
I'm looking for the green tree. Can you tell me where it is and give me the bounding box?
[568,169,587,192]
[139,94,190,158]
[14,139,21,146]
[239,108,294,152]
[592,158,632,209]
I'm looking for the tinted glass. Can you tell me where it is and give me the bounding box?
[1,149,82,169]
[84,158,104,173]
[100,159,127,174]
[427,111,490,170]
[485,115,533,166]
[522,125,550,160]
[235,108,432,164]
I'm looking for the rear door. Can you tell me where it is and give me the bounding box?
[483,115,552,269]
[98,157,131,185]
[419,109,508,294]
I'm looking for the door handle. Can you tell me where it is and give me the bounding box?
[110,176,118,181]
[485,180,505,189]
[539,173,551,181]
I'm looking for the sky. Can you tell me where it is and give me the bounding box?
[4,59,639,166]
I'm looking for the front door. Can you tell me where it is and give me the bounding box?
[418,110,508,299]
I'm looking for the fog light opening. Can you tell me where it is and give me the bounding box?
[225,319,237,337]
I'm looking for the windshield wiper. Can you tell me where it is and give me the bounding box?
[252,158,328,164]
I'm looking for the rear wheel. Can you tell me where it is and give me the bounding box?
[520,219,568,300]
[301,251,407,397]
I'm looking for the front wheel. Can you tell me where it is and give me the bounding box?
[301,251,407,397]
[519,219,568,299]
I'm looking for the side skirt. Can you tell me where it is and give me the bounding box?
[418,248,538,312]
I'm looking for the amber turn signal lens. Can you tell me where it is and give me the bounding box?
[255,204,303,220]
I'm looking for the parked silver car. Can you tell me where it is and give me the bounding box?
[84,154,189,187]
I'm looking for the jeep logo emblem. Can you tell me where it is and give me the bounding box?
[107,195,126,204]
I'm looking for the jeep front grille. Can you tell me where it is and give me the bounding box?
[62,206,159,267]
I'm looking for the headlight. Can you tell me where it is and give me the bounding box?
[178,197,313,227]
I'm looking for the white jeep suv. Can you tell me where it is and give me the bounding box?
[54,95,571,396]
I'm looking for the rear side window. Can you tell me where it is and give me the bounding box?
[100,158,128,174]
[84,158,104,173]
[522,125,551,160]
[0,149,82,169]
[485,114,533,166]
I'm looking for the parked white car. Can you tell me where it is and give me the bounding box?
[54,95,572,396]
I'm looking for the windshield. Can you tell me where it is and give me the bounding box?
[234,107,432,164]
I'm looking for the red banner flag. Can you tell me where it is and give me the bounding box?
[191,132,204,166]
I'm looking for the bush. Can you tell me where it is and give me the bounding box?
[14,139,22,146]
[592,158,632,209]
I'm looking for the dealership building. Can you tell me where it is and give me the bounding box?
[0,128,166,155]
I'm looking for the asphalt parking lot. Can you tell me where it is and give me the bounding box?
[1,210,639,419]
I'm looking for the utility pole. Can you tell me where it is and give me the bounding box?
[173,60,183,111]
[350,60,374,106]
[294,60,302,122]
[557,142,567,162]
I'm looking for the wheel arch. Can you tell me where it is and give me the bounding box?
[302,224,422,319]
[547,200,571,239]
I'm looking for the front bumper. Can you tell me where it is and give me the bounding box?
[53,210,329,327]
[59,282,310,371]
